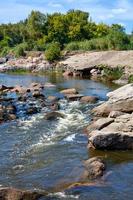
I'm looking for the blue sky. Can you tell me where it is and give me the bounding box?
[0,0,133,33]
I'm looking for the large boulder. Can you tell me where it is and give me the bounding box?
[92,84,133,116]
[88,114,133,150]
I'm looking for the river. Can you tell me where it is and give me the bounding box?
[0,72,132,200]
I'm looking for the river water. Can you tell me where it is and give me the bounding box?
[0,73,132,200]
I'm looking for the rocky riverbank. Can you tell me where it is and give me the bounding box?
[0,51,133,85]
[87,83,133,150]
[58,50,133,84]
[0,53,52,73]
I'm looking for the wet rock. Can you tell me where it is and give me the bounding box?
[84,157,106,179]
[32,91,45,98]
[0,85,8,91]
[7,114,17,120]
[66,94,83,101]
[6,105,16,114]
[26,107,38,115]
[11,86,26,94]
[50,103,60,111]
[60,88,78,95]
[0,187,44,200]
[30,83,44,89]
[63,71,73,77]
[47,96,59,102]
[45,111,65,120]
[80,96,98,104]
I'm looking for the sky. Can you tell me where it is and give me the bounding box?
[0,0,133,33]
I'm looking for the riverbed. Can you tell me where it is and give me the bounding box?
[0,72,132,200]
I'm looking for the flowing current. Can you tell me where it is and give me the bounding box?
[0,73,132,200]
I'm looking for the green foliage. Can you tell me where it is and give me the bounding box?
[0,9,132,54]
[45,42,61,61]
[0,47,10,57]
[128,75,133,83]
[13,45,26,57]
[102,67,123,81]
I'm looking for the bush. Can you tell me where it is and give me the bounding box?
[65,38,109,51]
[102,67,123,81]
[45,42,61,62]
[0,47,10,57]
[13,45,26,57]
[128,75,133,83]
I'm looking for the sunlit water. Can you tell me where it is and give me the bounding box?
[0,73,132,200]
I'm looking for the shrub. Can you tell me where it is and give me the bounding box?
[102,67,123,81]
[128,75,133,83]
[0,47,10,57]
[45,42,61,62]
[14,45,26,57]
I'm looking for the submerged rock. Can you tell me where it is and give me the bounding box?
[0,187,45,200]
[84,157,106,179]
[66,94,83,101]
[45,111,65,120]
[80,96,98,104]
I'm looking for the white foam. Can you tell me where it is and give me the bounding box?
[49,192,79,199]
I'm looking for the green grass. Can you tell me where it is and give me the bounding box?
[128,74,133,83]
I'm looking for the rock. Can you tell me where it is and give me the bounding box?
[88,114,133,150]
[50,103,60,111]
[47,96,59,102]
[80,96,98,104]
[63,71,73,77]
[11,86,26,94]
[60,88,78,95]
[45,111,65,120]
[7,114,17,120]
[66,94,83,101]
[108,111,125,118]
[92,84,133,117]
[26,107,38,115]
[6,105,16,114]
[84,157,106,179]
[0,85,8,91]
[87,118,114,134]
[0,187,44,200]
[32,92,44,98]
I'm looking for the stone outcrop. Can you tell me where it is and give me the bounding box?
[92,84,133,117]
[87,84,133,150]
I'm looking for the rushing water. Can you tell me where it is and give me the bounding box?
[0,73,132,200]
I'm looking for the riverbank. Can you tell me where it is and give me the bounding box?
[1,50,133,85]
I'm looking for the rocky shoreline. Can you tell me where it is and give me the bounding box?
[87,83,133,150]
[0,51,133,85]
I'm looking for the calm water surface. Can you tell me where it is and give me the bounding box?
[0,73,132,200]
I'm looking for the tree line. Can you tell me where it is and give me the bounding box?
[0,10,133,60]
